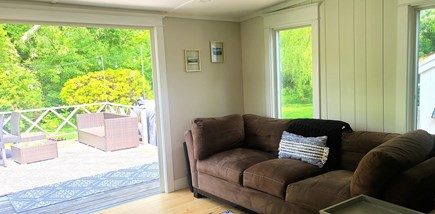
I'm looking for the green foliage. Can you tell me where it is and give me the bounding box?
[5,25,153,108]
[279,27,313,104]
[60,69,153,106]
[0,25,42,111]
[419,8,435,57]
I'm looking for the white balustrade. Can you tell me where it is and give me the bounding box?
[0,102,147,138]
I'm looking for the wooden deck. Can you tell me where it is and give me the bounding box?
[0,139,159,196]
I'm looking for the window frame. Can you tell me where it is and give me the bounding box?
[397,0,435,132]
[414,7,435,132]
[263,3,320,119]
[0,1,175,193]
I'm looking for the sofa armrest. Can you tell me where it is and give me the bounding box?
[184,130,198,189]
[77,113,104,129]
[191,115,244,160]
[383,156,435,212]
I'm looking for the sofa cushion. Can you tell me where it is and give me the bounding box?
[351,129,434,197]
[243,159,323,199]
[80,126,105,137]
[243,114,291,155]
[286,119,352,170]
[191,114,244,160]
[279,131,329,168]
[286,170,352,211]
[341,131,399,171]
[197,148,275,185]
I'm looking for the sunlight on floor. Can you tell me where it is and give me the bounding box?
[0,140,158,196]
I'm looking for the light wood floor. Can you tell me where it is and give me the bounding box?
[97,188,244,214]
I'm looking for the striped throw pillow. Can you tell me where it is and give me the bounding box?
[278,131,329,168]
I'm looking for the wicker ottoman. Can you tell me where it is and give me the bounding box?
[11,140,58,164]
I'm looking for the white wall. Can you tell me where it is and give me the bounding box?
[241,17,267,116]
[163,17,244,189]
[242,0,400,133]
[418,55,435,134]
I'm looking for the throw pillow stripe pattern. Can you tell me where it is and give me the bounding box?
[279,131,329,168]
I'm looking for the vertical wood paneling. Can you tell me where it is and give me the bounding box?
[317,0,398,131]
[325,0,341,120]
[354,0,368,131]
[365,0,384,131]
[338,0,356,128]
[383,0,398,132]
[319,1,328,119]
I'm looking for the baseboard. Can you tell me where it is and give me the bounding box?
[174,176,188,191]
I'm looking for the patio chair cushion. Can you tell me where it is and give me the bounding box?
[80,126,105,137]
[0,149,11,159]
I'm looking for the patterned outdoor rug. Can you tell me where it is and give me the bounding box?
[7,162,159,213]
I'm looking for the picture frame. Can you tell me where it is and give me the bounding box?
[210,41,224,63]
[185,49,201,72]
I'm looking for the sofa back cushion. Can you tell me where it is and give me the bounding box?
[341,131,399,171]
[351,129,434,197]
[285,119,352,169]
[243,114,291,155]
[191,114,244,160]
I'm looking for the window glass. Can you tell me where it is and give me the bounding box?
[416,8,435,134]
[278,26,313,119]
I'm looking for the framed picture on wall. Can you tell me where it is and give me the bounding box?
[185,49,201,72]
[210,41,224,63]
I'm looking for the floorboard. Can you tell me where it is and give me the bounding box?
[97,188,245,214]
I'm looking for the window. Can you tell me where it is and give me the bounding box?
[264,4,319,119]
[277,26,313,119]
[415,8,435,134]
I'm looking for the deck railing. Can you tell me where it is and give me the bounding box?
[0,102,147,138]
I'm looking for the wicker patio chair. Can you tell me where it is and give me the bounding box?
[0,115,6,167]
[76,113,139,152]
[0,112,21,167]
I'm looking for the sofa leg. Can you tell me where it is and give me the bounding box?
[193,189,203,198]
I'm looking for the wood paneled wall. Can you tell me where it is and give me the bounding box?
[319,0,398,132]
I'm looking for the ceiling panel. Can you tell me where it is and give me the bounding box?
[25,0,288,21]
[170,0,286,20]
[30,0,189,11]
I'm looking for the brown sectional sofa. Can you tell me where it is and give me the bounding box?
[184,114,435,214]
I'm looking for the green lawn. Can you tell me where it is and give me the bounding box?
[281,104,313,119]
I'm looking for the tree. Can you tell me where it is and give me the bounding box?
[279,27,312,104]
[419,9,435,57]
[60,69,153,106]
[5,24,153,108]
[0,25,42,111]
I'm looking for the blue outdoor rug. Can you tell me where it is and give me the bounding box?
[7,162,159,213]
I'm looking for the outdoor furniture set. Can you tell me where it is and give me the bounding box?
[0,112,57,166]
[1,112,139,167]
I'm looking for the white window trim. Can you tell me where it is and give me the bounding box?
[0,1,175,193]
[397,0,435,133]
[263,3,320,118]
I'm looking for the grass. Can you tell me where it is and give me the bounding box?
[281,103,313,119]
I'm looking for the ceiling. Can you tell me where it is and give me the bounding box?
[26,0,289,21]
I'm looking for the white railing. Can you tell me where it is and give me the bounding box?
[0,102,147,138]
